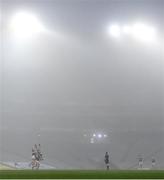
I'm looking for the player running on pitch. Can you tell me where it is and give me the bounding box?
[138,155,143,169]
[151,157,156,169]
[104,152,110,170]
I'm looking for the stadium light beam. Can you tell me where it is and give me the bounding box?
[131,23,156,43]
[98,134,102,138]
[108,24,121,38]
[107,22,157,43]
[10,11,45,39]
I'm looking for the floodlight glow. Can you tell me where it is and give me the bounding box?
[108,24,121,38]
[104,134,107,138]
[98,134,102,138]
[93,134,96,137]
[122,25,131,34]
[10,11,45,38]
[132,23,156,42]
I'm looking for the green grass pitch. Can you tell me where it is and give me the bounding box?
[0,170,164,179]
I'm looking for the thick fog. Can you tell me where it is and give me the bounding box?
[0,0,164,169]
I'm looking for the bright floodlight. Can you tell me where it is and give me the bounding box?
[132,23,156,42]
[10,11,45,38]
[108,24,121,38]
[98,134,102,138]
[93,133,96,137]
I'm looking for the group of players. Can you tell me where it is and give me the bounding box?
[104,152,156,170]
[138,156,156,169]
[29,147,156,170]
[30,144,43,170]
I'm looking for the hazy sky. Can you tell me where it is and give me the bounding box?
[0,0,164,168]
[1,0,163,129]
